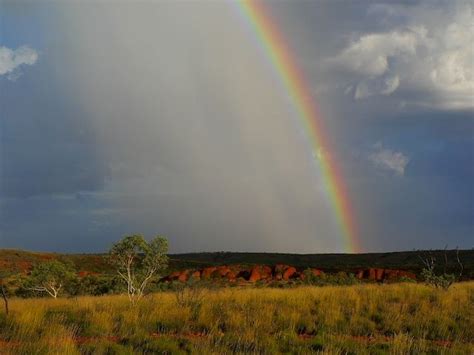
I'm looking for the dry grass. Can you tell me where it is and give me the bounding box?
[0,282,473,354]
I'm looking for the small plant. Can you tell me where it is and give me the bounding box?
[418,248,463,290]
[175,284,204,308]
[175,280,205,321]
[109,234,169,304]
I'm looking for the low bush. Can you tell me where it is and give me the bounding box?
[303,269,360,286]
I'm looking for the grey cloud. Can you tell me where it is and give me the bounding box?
[1,75,106,198]
[354,75,400,99]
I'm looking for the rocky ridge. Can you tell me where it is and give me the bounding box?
[161,264,416,283]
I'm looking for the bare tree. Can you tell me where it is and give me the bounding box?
[418,250,436,274]
[109,234,168,304]
[0,279,8,315]
[455,248,464,278]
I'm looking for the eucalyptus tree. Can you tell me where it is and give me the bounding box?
[109,235,168,304]
[28,260,76,298]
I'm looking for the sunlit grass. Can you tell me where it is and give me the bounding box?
[1,282,472,354]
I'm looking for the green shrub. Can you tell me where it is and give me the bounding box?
[303,270,360,286]
[421,269,456,289]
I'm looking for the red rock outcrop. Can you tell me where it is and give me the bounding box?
[399,270,416,280]
[355,268,416,282]
[274,264,292,280]
[383,269,399,280]
[236,270,251,280]
[178,271,190,282]
[274,264,289,273]
[248,265,273,282]
[216,266,232,277]
[167,271,182,281]
[262,265,272,279]
[311,269,324,277]
[201,267,217,279]
[226,271,237,282]
[249,267,261,282]
[375,268,385,281]
[161,265,417,283]
[283,267,297,281]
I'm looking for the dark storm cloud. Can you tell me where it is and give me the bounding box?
[0,71,107,198]
[1,1,343,252]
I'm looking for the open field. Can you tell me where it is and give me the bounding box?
[1,282,473,354]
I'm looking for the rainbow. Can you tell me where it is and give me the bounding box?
[234,0,361,253]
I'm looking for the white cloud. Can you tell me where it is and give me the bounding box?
[355,74,400,99]
[380,75,400,95]
[333,30,418,77]
[328,2,474,109]
[369,143,409,176]
[0,46,38,80]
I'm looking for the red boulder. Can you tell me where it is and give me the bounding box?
[201,267,217,279]
[311,269,324,277]
[249,266,262,282]
[283,267,297,281]
[178,270,190,282]
[191,270,201,280]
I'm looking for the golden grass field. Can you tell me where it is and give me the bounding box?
[1,282,473,354]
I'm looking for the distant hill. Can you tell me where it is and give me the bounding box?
[1,248,473,278]
[0,249,112,274]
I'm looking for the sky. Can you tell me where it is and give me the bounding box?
[0,0,473,253]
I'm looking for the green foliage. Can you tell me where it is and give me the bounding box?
[30,260,75,282]
[398,276,417,283]
[25,260,76,298]
[71,275,125,296]
[421,268,457,290]
[109,234,169,303]
[109,235,168,277]
[303,269,360,286]
[419,250,463,290]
